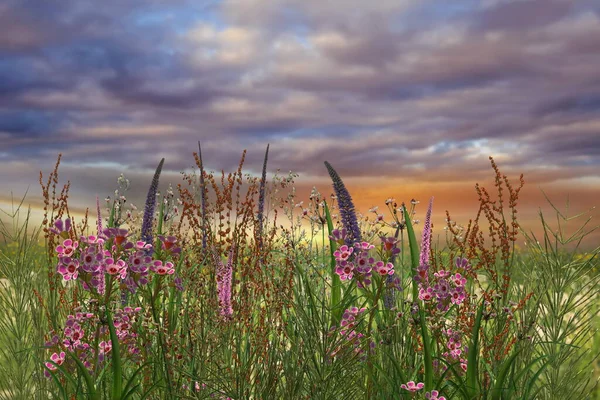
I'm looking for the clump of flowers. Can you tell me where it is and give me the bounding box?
[331,306,373,360]
[43,307,143,378]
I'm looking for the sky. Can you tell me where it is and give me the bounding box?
[1,0,599,248]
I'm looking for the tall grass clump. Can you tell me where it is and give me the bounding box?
[0,147,598,399]
[0,194,48,399]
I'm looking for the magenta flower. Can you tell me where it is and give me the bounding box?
[45,351,66,371]
[334,245,354,261]
[335,260,354,281]
[374,261,394,276]
[329,228,348,246]
[425,390,446,400]
[455,256,471,270]
[56,238,78,259]
[151,260,175,275]
[57,257,79,281]
[50,218,72,238]
[104,258,127,279]
[401,381,424,392]
[451,273,467,287]
[158,235,182,255]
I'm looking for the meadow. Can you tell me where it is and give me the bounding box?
[0,144,598,399]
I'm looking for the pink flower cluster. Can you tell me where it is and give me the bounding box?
[333,240,394,288]
[52,219,180,294]
[213,246,234,319]
[44,307,143,378]
[418,269,467,311]
[433,328,468,375]
[330,307,375,360]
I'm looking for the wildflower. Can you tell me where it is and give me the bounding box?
[401,381,424,392]
[419,197,434,269]
[45,351,66,372]
[104,258,127,279]
[158,235,182,256]
[425,390,446,400]
[57,257,79,281]
[455,257,471,270]
[333,245,354,261]
[50,218,72,238]
[374,261,394,276]
[335,260,354,281]
[324,161,361,246]
[151,260,175,275]
[56,238,78,259]
[451,273,467,287]
[140,158,165,254]
[329,228,348,246]
[213,246,234,318]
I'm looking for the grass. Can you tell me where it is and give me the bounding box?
[0,151,598,399]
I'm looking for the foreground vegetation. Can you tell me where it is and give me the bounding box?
[0,146,598,399]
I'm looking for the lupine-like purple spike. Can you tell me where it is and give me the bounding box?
[324,161,361,246]
[96,195,102,236]
[198,141,207,250]
[257,144,269,254]
[419,197,434,275]
[140,158,165,255]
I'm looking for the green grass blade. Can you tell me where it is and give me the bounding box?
[491,348,521,400]
[403,205,433,391]
[467,300,485,398]
[324,201,342,325]
[105,308,123,399]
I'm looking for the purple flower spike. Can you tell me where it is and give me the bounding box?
[418,197,434,281]
[324,161,361,246]
[141,158,165,255]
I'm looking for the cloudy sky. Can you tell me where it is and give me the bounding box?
[1,0,599,247]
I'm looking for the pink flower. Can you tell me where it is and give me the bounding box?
[455,257,471,270]
[425,390,446,400]
[158,235,181,255]
[45,351,66,371]
[57,257,79,281]
[375,261,394,276]
[419,286,434,301]
[334,245,354,261]
[335,261,354,281]
[152,260,175,275]
[56,239,78,259]
[401,381,424,392]
[49,218,72,238]
[104,258,127,279]
[451,273,467,287]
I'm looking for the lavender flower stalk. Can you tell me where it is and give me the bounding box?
[417,197,434,283]
[198,142,207,250]
[140,158,165,254]
[324,161,361,246]
[96,195,102,235]
[257,144,269,254]
[212,246,234,318]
